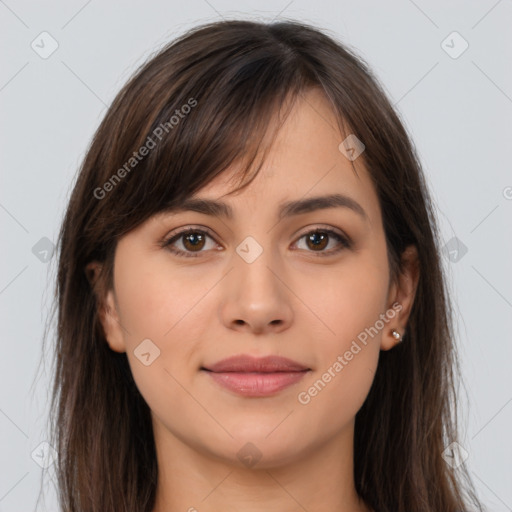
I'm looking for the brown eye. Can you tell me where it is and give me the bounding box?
[294,228,351,256]
[182,232,206,251]
[163,228,219,258]
[305,232,329,251]
[162,226,351,259]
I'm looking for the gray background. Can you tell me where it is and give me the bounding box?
[1,0,511,510]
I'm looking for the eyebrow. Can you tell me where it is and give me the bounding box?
[165,193,368,222]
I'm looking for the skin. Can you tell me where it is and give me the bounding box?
[88,88,419,512]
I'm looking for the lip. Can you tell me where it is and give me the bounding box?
[201,355,311,397]
[202,354,310,373]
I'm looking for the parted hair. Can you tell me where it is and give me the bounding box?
[43,19,484,512]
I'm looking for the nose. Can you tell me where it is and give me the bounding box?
[219,248,294,335]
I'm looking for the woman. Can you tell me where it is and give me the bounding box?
[46,19,484,512]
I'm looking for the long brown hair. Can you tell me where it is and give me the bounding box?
[42,19,485,512]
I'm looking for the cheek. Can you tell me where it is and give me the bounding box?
[309,252,390,347]
[295,249,388,410]
[296,345,378,442]
[114,250,212,344]
[113,251,214,407]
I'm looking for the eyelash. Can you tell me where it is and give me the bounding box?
[161,226,351,258]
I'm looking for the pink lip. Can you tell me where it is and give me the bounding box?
[201,355,310,397]
[203,354,309,373]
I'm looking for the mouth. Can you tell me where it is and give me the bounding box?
[200,354,311,397]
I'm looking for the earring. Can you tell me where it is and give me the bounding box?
[391,329,402,342]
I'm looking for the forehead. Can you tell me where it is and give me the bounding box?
[176,89,381,227]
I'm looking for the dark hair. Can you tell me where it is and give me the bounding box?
[43,18,484,512]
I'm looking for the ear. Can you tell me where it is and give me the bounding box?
[381,244,420,351]
[85,261,126,353]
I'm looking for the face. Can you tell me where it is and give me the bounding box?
[91,88,418,470]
